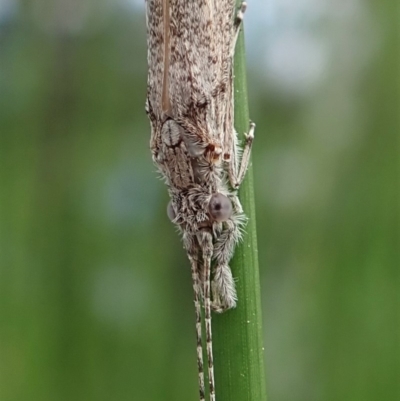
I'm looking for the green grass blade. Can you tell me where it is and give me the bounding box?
[212,7,267,401]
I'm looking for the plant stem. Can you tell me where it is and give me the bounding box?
[212,6,267,401]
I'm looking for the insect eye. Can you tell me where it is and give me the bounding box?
[167,201,177,222]
[209,193,232,222]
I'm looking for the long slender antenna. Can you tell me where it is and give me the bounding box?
[190,256,206,401]
[162,0,172,115]
[199,231,216,401]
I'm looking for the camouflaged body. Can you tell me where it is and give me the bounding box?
[145,1,253,400]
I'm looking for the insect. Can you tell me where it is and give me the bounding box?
[145,0,254,400]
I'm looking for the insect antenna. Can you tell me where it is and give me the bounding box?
[162,0,172,116]
[189,256,206,401]
[198,231,216,401]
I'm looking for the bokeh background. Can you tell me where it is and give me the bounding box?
[0,1,398,401]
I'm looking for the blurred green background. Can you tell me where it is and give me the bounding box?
[0,1,398,401]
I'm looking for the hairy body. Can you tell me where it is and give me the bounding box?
[145,1,254,400]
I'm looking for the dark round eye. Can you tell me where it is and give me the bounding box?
[167,201,177,222]
[208,193,232,222]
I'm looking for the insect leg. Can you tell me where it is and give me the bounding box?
[231,2,247,56]
[230,122,255,189]
[236,1,247,26]
[197,230,216,401]
[211,219,241,313]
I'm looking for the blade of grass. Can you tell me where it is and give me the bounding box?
[212,5,267,401]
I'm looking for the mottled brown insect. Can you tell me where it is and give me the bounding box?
[145,1,254,400]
